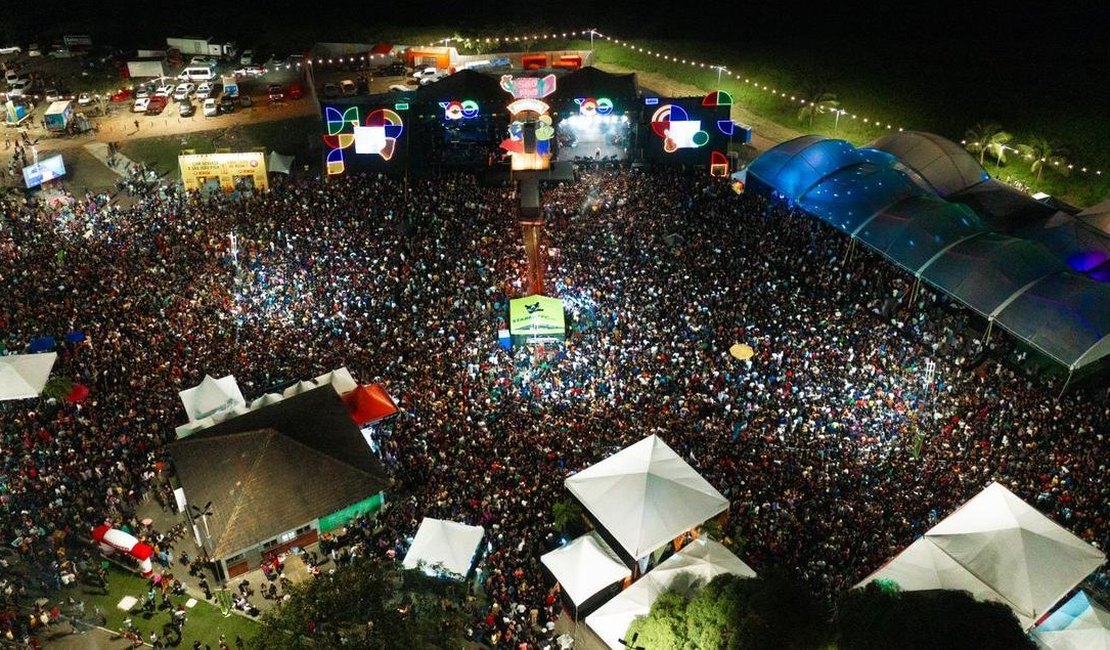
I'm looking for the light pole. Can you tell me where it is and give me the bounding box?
[833,108,845,134]
[714,65,726,88]
[589,29,597,50]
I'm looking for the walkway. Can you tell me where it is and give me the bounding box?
[83,142,136,177]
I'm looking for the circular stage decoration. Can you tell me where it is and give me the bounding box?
[729,343,755,360]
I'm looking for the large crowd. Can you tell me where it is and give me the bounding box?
[1,166,1108,647]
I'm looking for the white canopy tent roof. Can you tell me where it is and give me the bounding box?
[1033,591,1110,650]
[540,532,631,606]
[314,367,357,395]
[249,392,285,410]
[586,538,756,649]
[0,352,57,400]
[178,374,246,423]
[402,518,485,579]
[565,435,728,560]
[268,151,295,175]
[282,379,320,398]
[858,482,1105,629]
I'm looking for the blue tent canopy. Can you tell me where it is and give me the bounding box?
[749,134,1110,370]
[28,336,56,353]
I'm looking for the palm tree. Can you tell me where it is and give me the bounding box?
[964,122,1013,166]
[797,91,840,129]
[1016,137,1070,183]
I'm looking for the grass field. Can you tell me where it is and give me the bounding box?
[74,566,259,647]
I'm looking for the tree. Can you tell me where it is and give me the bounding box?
[1017,136,1070,183]
[964,122,1013,166]
[249,557,467,649]
[797,81,840,129]
[836,584,1035,650]
[552,499,587,537]
[625,573,830,650]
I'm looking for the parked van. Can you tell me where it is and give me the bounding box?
[178,66,216,82]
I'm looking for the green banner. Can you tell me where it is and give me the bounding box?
[509,296,566,341]
[318,493,384,533]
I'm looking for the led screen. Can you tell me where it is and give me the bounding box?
[22,154,66,188]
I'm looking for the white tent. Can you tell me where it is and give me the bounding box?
[1034,591,1110,650]
[268,151,295,176]
[178,374,246,422]
[541,532,631,607]
[0,352,57,400]
[858,482,1106,629]
[314,367,357,395]
[174,417,215,440]
[402,518,485,579]
[249,392,285,410]
[856,538,1031,627]
[564,435,728,560]
[586,538,756,649]
[282,379,319,398]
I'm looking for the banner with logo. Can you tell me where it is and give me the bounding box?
[509,295,566,343]
[178,152,268,192]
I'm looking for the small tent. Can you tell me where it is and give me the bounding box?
[858,482,1106,629]
[268,151,295,176]
[402,518,484,579]
[541,532,631,616]
[282,379,319,398]
[249,392,285,410]
[564,435,728,561]
[0,352,58,400]
[585,538,756,649]
[178,374,246,422]
[344,384,398,426]
[1034,591,1110,650]
[314,367,358,395]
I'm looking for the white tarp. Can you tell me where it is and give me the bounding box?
[0,352,57,400]
[541,532,631,606]
[174,416,215,440]
[268,151,295,175]
[178,374,245,422]
[586,538,756,649]
[402,518,485,579]
[249,392,285,410]
[564,435,728,560]
[1033,591,1110,650]
[858,482,1106,629]
[314,367,357,395]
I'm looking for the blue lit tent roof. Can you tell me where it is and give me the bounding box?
[994,273,1110,369]
[870,131,990,198]
[919,233,1067,318]
[856,195,987,273]
[949,178,1060,232]
[747,136,894,201]
[749,135,1110,370]
[798,164,923,235]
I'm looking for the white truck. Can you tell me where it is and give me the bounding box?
[166,37,236,59]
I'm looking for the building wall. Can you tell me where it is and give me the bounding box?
[219,522,320,579]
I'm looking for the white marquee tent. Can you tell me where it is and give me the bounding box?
[314,367,358,395]
[585,538,756,649]
[858,482,1106,629]
[282,379,320,398]
[402,518,485,579]
[564,435,728,561]
[178,374,246,422]
[0,352,57,401]
[541,532,631,608]
[1033,591,1110,650]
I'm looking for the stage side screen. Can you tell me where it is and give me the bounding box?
[641,97,731,166]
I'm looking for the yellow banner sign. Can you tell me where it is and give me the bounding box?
[178,152,268,192]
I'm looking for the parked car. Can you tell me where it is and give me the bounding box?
[412,66,446,85]
[233,65,265,78]
[77,92,93,106]
[4,69,22,84]
[0,46,21,55]
[267,84,284,101]
[7,79,31,97]
[132,97,150,112]
[322,83,339,98]
[376,61,406,76]
[48,47,74,58]
[178,101,195,117]
[190,56,218,67]
[145,96,167,114]
[203,97,218,116]
[219,95,236,113]
[195,82,213,99]
[287,82,304,100]
[133,84,151,99]
[154,84,175,97]
[339,79,356,96]
[239,49,254,65]
[173,83,194,100]
[238,94,252,108]
[27,44,41,57]
[110,88,133,103]
[44,88,62,102]
[388,83,414,93]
